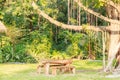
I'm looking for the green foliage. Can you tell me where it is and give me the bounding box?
[50,50,70,60]
[26,30,51,61]
[0,49,2,63]
[0,0,105,63]
[112,0,120,3]
[0,37,36,63]
[66,33,84,58]
[6,26,22,44]
[66,44,79,58]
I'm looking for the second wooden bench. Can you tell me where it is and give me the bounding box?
[52,66,75,75]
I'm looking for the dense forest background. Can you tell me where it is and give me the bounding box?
[0,0,117,63]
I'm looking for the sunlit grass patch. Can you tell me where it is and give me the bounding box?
[72,60,102,70]
[0,60,120,80]
[0,63,37,75]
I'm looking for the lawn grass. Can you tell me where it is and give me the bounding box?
[0,60,119,80]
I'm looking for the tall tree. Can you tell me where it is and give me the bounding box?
[32,0,120,72]
[101,0,120,71]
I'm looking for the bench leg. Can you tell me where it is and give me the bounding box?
[52,68,57,75]
[45,63,50,75]
[72,68,75,74]
[37,65,41,74]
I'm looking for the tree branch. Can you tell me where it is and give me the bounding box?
[32,2,109,32]
[74,0,120,25]
[102,0,120,12]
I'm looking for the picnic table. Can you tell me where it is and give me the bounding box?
[37,60,75,75]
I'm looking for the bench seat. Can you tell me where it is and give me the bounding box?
[51,66,75,75]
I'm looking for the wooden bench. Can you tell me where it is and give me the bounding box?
[37,60,75,75]
[52,66,75,75]
[37,63,64,74]
[37,64,44,74]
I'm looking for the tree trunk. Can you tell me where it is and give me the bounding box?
[115,48,120,69]
[102,31,107,69]
[104,3,120,71]
[106,23,120,71]
[68,0,70,24]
